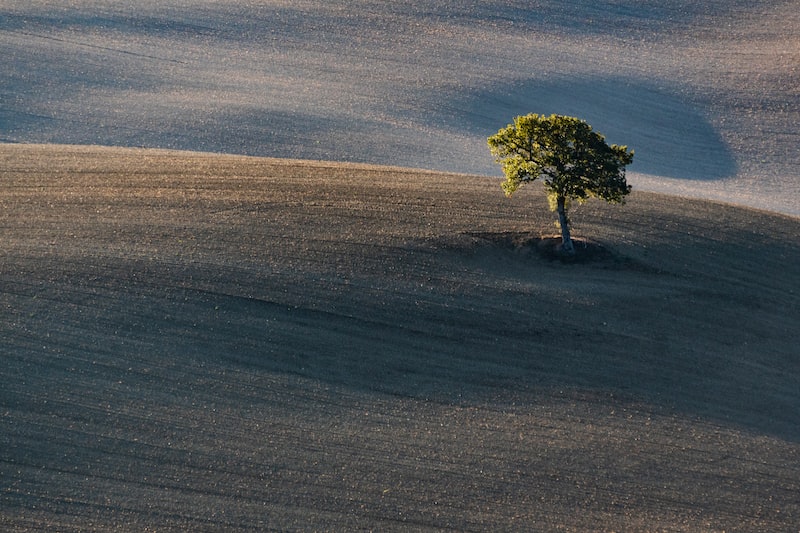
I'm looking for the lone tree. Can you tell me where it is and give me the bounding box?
[488,113,634,255]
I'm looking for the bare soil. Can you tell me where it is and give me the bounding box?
[2,144,799,531]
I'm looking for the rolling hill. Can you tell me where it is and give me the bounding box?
[2,144,798,530]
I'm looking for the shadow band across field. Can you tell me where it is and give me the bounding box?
[1,7,738,182]
[1,145,798,530]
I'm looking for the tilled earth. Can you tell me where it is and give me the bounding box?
[2,144,799,531]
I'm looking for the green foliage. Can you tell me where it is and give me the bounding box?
[487,113,634,208]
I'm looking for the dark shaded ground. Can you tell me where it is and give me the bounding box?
[2,144,799,531]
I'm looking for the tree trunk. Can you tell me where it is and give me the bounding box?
[556,195,575,255]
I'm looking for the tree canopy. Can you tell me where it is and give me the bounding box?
[488,113,634,254]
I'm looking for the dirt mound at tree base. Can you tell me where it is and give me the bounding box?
[471,231,615,261]
[456,231,654,270]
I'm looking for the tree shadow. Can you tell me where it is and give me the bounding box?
[448,76,737,180]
